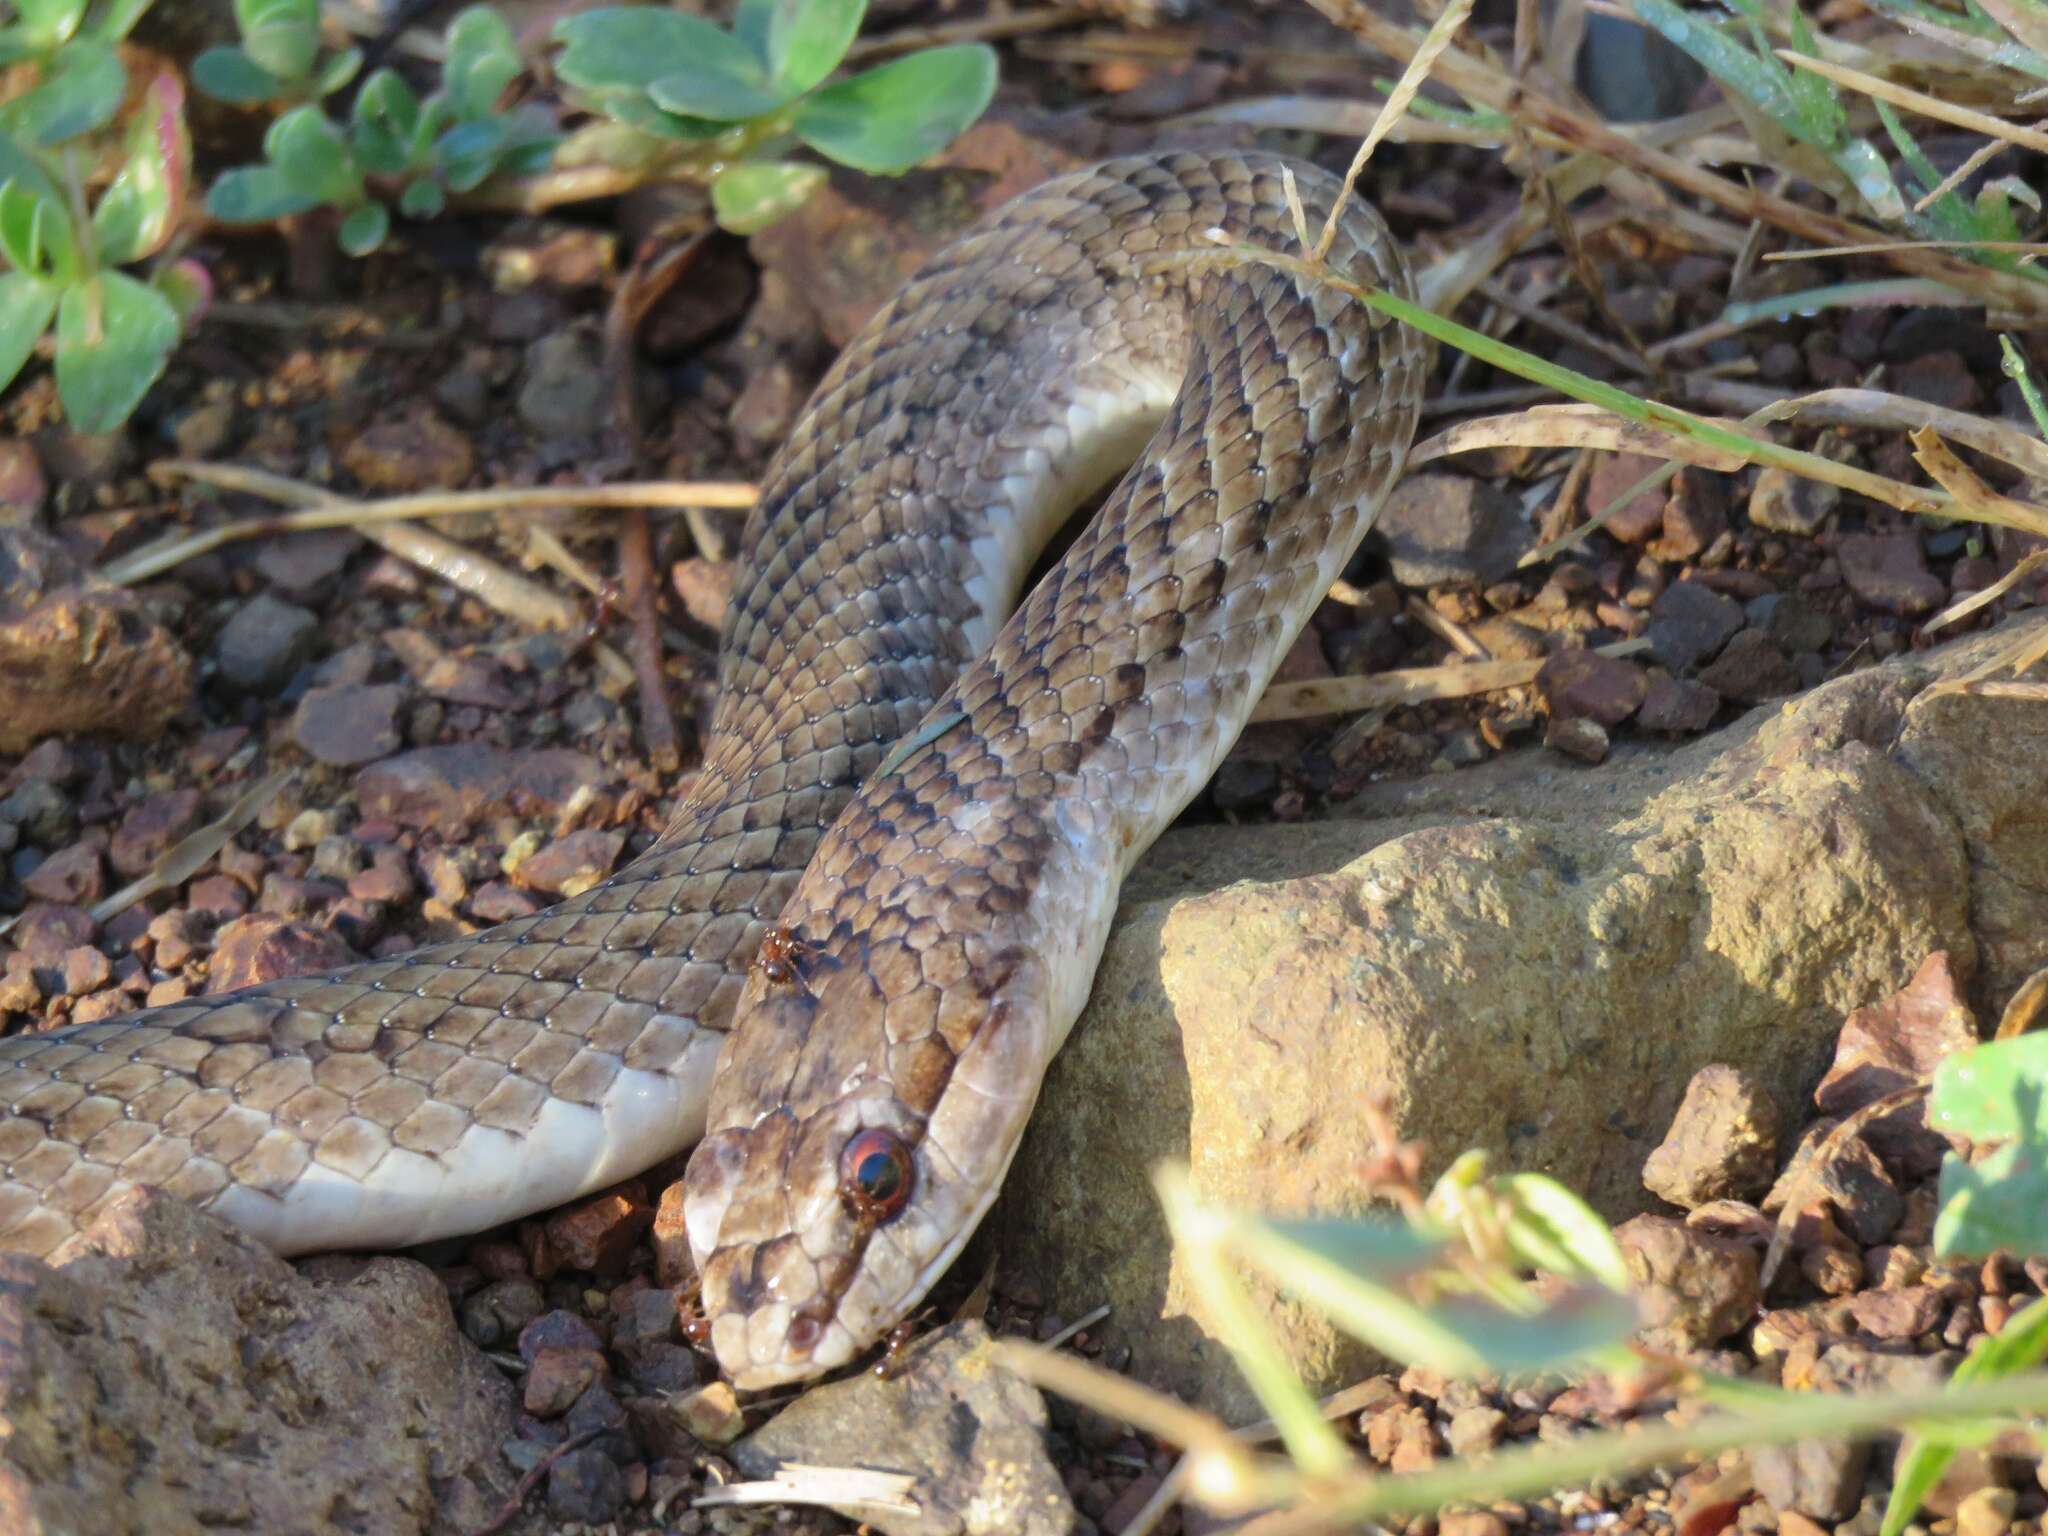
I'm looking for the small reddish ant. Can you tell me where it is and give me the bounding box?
[754,925,809,990]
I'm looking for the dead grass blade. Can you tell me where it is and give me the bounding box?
[1251,639,1648,722]
[1775,49,2048,156]
[1924,551,2048,636]
[1910,427,2048,537]
[1411,403,1751,470]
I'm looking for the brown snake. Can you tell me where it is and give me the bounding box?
[0,151,1423,1388]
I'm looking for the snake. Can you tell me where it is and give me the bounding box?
[0,150,1423,1390]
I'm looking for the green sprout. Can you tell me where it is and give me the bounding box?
[550,0,997,233]
[191,0,361,106]
[0,19,207,435]
[204,7,555,254]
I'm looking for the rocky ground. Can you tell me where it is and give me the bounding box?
[2,0,2048,1532]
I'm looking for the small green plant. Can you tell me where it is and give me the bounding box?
[190,0,360,106]
[0,0,207,432]
[1633,0,2043,280]
[550,0,996,233]
[203,6,554,254]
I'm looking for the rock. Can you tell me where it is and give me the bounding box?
[291,682,407,767]
[0,1189,521,1534]
[0,529,192,751]
[1649,582,1745,674]
[1651,468,1732,562]
[1759,592,1833,656]
[651,1180,695,1289]
[1642,1065,1780,1209]
[1750,1437,1872,1521]
[1893,351,1983,414]
[1813,950,1977,1178]
[523,1346,606,1416]
[672,1380,745,1445]
[547,1447,626,1525]
[20,843,104,906]
[338,411,475,494]
[1617,1214,1761,1350]
[1849,1285,1945,1341]
[1446,1405,1507,1457]
[733,1322,1074,1536]
[517,328,607,444]
[1537,650,1648,726]
[1767,1124,1903,1248]
[543,1183,652,1272]
[1543,713,1610,763]
[1839,534,1945,617]
[215,593,319,695]
[458,1277,544,1348]
[1954,1485,2016,1536]
[353,746,604,836]
[1748,467,1839,537]
[0,439,46,523]
[1376,474,1532,588]
[253,531,356,600]
[108,790,200,878]
[1698,630,1801,703]
[1007,625,2008,1418]
[206,914,357,992]
[1638,675,1721,735]
[513,830,625,899]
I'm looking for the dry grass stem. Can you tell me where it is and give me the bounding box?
[1774,49,2048,156]
[1250,638,1649,721]
[1411,402,1751,470]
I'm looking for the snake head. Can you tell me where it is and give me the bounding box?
[680,908,1052,1389]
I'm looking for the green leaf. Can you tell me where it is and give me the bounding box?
[337,201,388,255]
[646,65,783,123]
[93,72,191,265]
[15,0,87,50]
[1931,1034,2048,1141]
[0,35,126,145]
[265,105,360,204]
[708,158,824,232]
[1497,1173,1632,1292]
[1258,1215,1448,1279]
[192,46,283,103]
[1834,136,1907,223]
[566,85,724,141]
[314,46,362,98]
[443,6,522,119]
[0,176,78,283]
[792,43,995,174]
[236,0,321,83]
[398,177,443,218]
[0,130,61,205]
[553,6,729,91]
[90,0,155,44]
[151,257,211,328]
[433,116,506,191]
[205,165,319,222]
[1934,1142,2048,1258]
[53,269,179,432]
[0,272,58,398]
[1631,0,1814,146]
[351,68,424,174]
[756,0,865,95]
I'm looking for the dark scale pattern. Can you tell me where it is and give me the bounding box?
[0,150,1421,1275]
[684,152,1425,1387]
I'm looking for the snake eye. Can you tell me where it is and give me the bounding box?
[838,1129,914,1223]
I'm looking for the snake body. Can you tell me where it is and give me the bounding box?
[0,152,1422,1387]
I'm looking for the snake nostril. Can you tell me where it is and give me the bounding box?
[787,1314,824,1355]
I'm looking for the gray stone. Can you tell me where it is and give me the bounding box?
[1649,581,1744,674]
[215,593,319,695]
[1376,473,1532,588]
[734,1321,1074,1536]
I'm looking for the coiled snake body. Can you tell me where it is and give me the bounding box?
[0,152,1422,1387]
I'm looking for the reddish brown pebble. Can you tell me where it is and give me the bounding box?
[651,1180,697,1289]
[1815,951,1976,1177]
[544,1186,654,1273]
[206,914,357,993]
[522,1346,607,1417]
[22,842,105,905]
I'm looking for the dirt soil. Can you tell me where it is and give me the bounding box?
[3,1,2047,1533]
